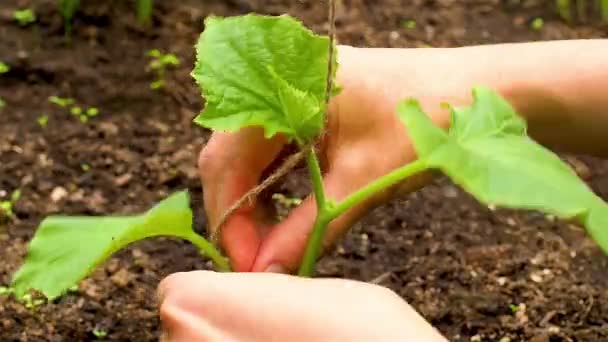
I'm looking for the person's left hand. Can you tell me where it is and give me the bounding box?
[157,271,447,342]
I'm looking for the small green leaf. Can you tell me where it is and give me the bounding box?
[192,14,338,142]
[398,86,608,253]
[0,98,6,108]
[37,115,49,127]
[49,96,74,108]
[0,62,9,74]
[160,54,180,67]
[11,191,204,300]
[71,106,82,116]
[86,107,99,117]
[586,202,608,255]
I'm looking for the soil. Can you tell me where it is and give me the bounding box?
[1,0,607,341]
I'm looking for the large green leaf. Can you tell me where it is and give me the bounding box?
[192,14,338,143]
[11,191,204,300]
[398,87,608,253]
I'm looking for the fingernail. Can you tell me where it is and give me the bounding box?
[264,263,287,274]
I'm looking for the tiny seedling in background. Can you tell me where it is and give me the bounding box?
[0,62,9,74]
[1,189,22,219]
[92,328,108,339]
[146,49,180,90]
[49,96,74,108]
[137,0,154,25]
[81,163,90,172]
[49,96,99,123]
[0,62,9,109]
[37,115,49,128]
[402,19,416,29]
[0,286,13,296]
[13,9,37,26]
[531,17,544,30]
[58,0,80,38]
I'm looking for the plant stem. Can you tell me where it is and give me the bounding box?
[188,232,232,272]
[298,147,329,277]
[327,159,428,222]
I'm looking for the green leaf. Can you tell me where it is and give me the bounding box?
[11,191,203,300]
[398,86,608,252]
[586,202,608,255]
[192,14,338,142]
[0,62,9,74]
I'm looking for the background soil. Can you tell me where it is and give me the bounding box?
[1,0,607,341]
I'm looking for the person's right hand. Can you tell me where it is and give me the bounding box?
[200,46,478,273]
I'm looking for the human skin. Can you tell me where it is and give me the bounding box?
[158,39,608,341]
[158,271,448,341]
[199,39,608,273]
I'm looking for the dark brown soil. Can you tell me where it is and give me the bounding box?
[1,0,607,341]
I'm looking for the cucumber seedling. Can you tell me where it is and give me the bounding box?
[9,13,608,303]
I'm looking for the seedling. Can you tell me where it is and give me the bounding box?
[0,62,9,74]
[1,189,21,219]
[556,0,608,23]
[531,17,544,30]
[37,115,49,128]
[0,62,9,109]
[9,14,608,303]
[49,96,99,123]
[402,19,416,29]
[58,0,80,38]
[0,286,13,296]
[137,0,153,25]
[92,328,108,339]
[49,96,74,108]
[13,9,36,26]
[146,49,180,90]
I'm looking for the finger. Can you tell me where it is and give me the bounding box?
[200,128,286,271]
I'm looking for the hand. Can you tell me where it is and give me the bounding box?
[157,271,447,341]
[200,46,478,272]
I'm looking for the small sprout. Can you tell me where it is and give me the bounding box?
[37,115,49,128]
[71,106,83,116]
[0,62,10,74]
[81,163,90,172]
[402,19,416,29]
[146,49,180,90]
[531,17,544,31]
[92,328,108,339]
[0,286,13,296]
[80,115,88,123]
[87,107,99,117]
[0,98,5,109]
[1,189,21,218]
[272,193,303,207]
[13,9,37,26]
[49,96,75,108]
[509,304,520,314]
[20,293,45,310]
[150,80,164,90]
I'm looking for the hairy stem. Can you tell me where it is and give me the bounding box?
[327,159,427,222]
[187,232,232,272]
[298,148,330,277]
